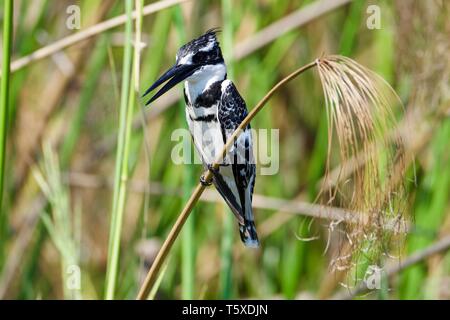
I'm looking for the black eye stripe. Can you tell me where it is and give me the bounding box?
[192,49,223,64]
[192,51,208,63]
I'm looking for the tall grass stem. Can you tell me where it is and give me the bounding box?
[0,0,13,214]
[105,0,135,300]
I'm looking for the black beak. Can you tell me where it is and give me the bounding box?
[143,64,199,106]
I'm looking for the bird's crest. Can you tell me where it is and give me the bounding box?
[176,28,223,65]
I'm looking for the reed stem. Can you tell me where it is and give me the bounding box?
[0,0,13,214]
[105,0,134,299]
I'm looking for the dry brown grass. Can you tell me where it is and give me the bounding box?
[316,55,409,271]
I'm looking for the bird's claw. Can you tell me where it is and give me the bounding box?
[200,165,218,186]
[200,174,212,186]
[207,164,219,174]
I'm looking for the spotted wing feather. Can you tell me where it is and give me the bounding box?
[217,80,258,247]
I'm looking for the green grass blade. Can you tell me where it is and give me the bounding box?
[105,0,134,299]
[0,0,13,215]
[401,119,450,299]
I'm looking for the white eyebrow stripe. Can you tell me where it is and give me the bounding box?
[199,40,215,52]
[178,53,193,65]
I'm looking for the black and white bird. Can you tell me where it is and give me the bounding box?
[143,29,259,247]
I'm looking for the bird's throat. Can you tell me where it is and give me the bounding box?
[184,63,226,105]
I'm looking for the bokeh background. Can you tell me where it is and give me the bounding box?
[0,0,449,299]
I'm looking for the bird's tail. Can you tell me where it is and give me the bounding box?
[239,220,259,248]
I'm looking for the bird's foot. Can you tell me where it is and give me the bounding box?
[207,164,219,174]
[199,164,218,186]
[200,174,212,186]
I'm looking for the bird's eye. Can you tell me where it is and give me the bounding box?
[192,51,208,64]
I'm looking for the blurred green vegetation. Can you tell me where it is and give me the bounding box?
[0,0,448,300]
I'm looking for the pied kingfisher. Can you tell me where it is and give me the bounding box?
[143,29,259,247]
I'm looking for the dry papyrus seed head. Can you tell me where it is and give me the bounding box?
[315,55,410,272]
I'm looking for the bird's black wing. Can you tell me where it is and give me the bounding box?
[217,80,255,222]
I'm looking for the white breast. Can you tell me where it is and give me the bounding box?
[185,105,224,165]
[183,63,227,165]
